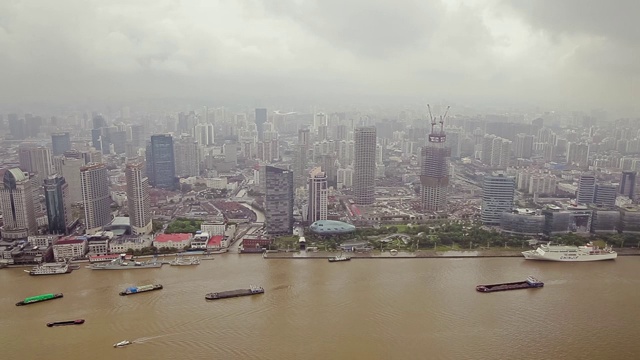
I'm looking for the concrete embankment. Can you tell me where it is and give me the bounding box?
[263,249,640,259]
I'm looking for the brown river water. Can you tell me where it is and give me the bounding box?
[1,255,639,360]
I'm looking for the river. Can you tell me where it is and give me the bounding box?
[1,256,639,360]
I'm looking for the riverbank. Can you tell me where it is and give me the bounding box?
[263,248,640,259]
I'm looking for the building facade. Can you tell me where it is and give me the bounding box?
[44,174,74,235]
[481,173,515,225]
[576,173,596,205]
[125,162,152,235]
[307,167,328,224]
[146,134,176,190]
[353,126,376,205]
[80,163,112,234]
[419,145,451,212]
[264,165,294,235]
[0,168,37,240]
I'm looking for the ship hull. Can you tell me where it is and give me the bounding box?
[90,264,163,270]
[16,293,64,306]
[522,251,617,261]
[205,289,264,300]
[119,285,163,296]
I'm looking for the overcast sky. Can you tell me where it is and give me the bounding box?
[0,0,637,113]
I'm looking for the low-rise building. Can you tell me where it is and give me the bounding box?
[53,237,87,260]
[109,235,153,253]
[86,234,111,256]
[206,235,224,251]
[241,235,272,253]
[191,232,210,249]
[201,222,225,236]
[28,235,59,248]
[154,233,193,250]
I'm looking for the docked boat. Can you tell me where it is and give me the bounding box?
[522,242,617,262]
[476,276,544,293]
[47,319,85,327]
[89,254,163,270]
[205,285,264,300]
[328,253,351,262]
[16,293,64,306]
[119,284,163,296]
[113,340,132,348]
[25,262,73,276]
[169,255,200,266]
[201,254,215,261]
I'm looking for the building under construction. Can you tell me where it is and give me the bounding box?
[420,105,451,212]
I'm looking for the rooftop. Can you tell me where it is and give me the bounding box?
[207,235,224,246]
[154,233,192,243]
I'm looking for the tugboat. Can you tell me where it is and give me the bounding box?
[476,276,544,293]
[113,340,132,348]
[119,284,163,296]
[328,253,351,262]
[205,285,264,300]
[16,293,64,306]
[46,319,85,327]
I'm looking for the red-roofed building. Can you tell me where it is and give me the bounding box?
[241,235,273,253]
[53,237,87,260]
[154,233,193,250]
[206,235,225,251]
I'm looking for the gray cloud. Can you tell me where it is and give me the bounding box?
[0,0,637,114]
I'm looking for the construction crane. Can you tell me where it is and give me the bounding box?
[427,104,450,143]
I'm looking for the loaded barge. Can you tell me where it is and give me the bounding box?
[205,285,264,300]
[119,284,163,296]
[47,319,85,327]
[16,293,64,306]
[476,276,544,293]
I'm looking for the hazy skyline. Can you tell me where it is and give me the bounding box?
[0,0,637,114]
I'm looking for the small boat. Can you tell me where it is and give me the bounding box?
[169,255,200,266]
[201,255,215,261]
[205,285,264,300]
[476,276,544,293]
[113,340,132,348]
[328,253,351,262]
[119,284,163,296]
[47,319,85,327]
[16,293,64,306]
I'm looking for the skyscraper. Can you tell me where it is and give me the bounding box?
[619,171,636,200]
[146,134,176,190]
[0,168,36,240]
[264,165,294,235]
[126,162,152,235]
[353,126,376,205]
[80,163,112,234]
[594,184,617,207]
[174,137,201,177]
[18,146,52,186]
[481,173,515,225]
[307,167,328,224]
[194,123,215,146]
[420,108,451,212]
[44,174,73,235]
[255,108,267,141]
[577,173,596,205]
[56,154,85,203]
[51,132,71,156]
[514,133,534,159]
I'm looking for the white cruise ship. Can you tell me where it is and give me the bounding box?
[522,242,617,262]
[25,262,72,276]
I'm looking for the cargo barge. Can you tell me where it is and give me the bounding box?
[47,319,85,327]
[205,285,264,300]
[476,276,544,293]
[119,284,163,296]
[16,293,64,306]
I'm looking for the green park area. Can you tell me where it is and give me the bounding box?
[274,221,640,252]
[165,218,204,234]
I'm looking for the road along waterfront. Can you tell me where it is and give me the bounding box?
[2,255,640,359]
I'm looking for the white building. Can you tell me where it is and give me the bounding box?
[109,235,153,253]
[481,172,515,225]
[191,232,210,249]
[153,233,193,250]
[201,222,226,236]
[53,238,87,260]
[28,235,59,248]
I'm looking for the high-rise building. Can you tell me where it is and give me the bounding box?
[481,173,515,225]
[420,109,451,212]
[51,132,71,156]
[80,163,112,234]
[130,124,145,148]
[18,146,52,186]
[594,184,617,207]
[44,174,74,235]
[56,154,85,203]
[125,162,152,235]
[620,171,636,200]
[577,173,596,205]
[294,128,311,187]
[514,133,534,159]
[174,137,201,177]
[0,168,36,240]
[567,142,590,169]
[255,108,267,141]
[264,165,294,235]
[194,123,215,146]
[8,114,26,140]
[353,126,376,205]
[146,134,176,190]
[307,167,328,224]
[110,130,127,154]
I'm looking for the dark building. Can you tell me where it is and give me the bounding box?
[44,174,73,235]
[264,165,293,235]
[146,134,176,190]
[110,131,127,155]
[51,132,72,156]
[620,171,636,200]
[255,108,267,141]
[92,115,107,129]
[130,124,145,148]
[8,114,25,140]
[91,128,103,152]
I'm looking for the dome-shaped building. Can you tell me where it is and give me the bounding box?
[309,220,356,236]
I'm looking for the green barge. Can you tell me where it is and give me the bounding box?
[16,293,63,306]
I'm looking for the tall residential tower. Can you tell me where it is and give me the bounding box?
[353,126,376,205]
[80,163,112,234]
[126,162,152,235]
[307,167,328,224]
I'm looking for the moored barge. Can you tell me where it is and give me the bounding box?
[476,276,544,293]
[119,284,163,296]
[205,285,264,300]
[16,293,64,306]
